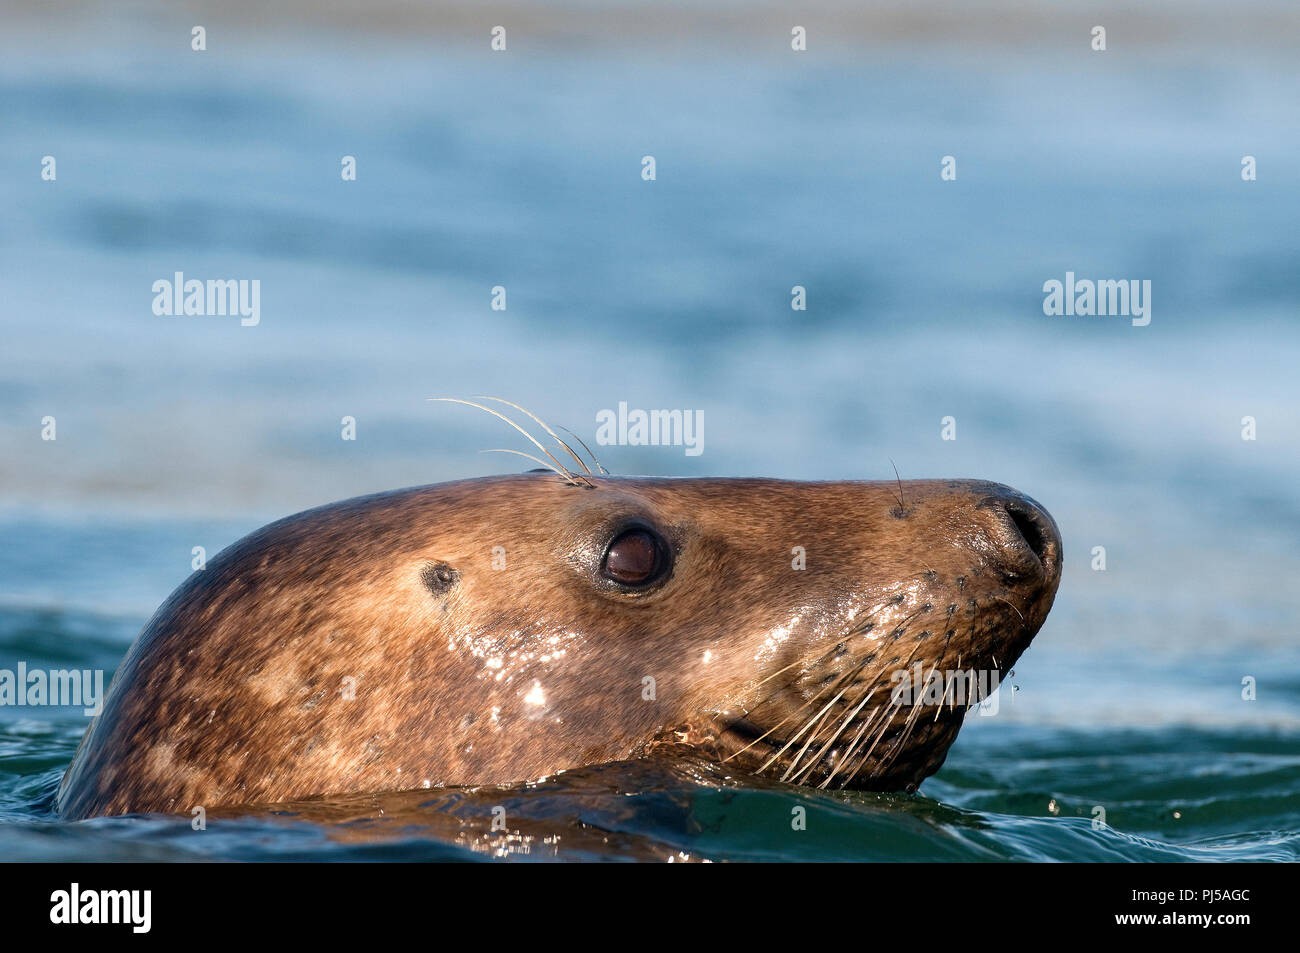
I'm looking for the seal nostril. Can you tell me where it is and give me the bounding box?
[1008,505,1048,563]
[976,489,1059,578]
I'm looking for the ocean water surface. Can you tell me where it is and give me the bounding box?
[1,11,1298,860]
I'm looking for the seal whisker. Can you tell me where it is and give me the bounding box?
[790,628,928,785]
[934,673,954,721]
[718,655,826,764]
[880,635,961,777]
[931,629,958,721]
[761,601,929,779]
[792,683,882,785]
[756,648,883,778]
[896,624,963,768]
[732,595,902,728]
[472,396,594,476]
[842,639,935,780]
[878,664,937,774]
[780,706,840,781]
[779,651,883,782]
[840,695,905,788]
[753,719,813,775]
[557,425,610,475]
[825,688,895,789]
[479,449,579,480]
[432,397,592,487]
[878,711,922,778]
[788,632,927,785]
[889,459,906,514]
[992,595,1026,627]
[758,691,844,776]
[741,632,863,718]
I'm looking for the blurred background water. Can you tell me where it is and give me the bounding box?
[1,0,1297,860]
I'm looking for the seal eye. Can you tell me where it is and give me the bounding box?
[601,528,668,588]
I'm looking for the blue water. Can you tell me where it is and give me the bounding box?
[1,9,1298,860]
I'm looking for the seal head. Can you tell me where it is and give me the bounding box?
[57,474,1062,818]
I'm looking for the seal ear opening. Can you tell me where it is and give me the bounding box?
[420,561,460,597]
